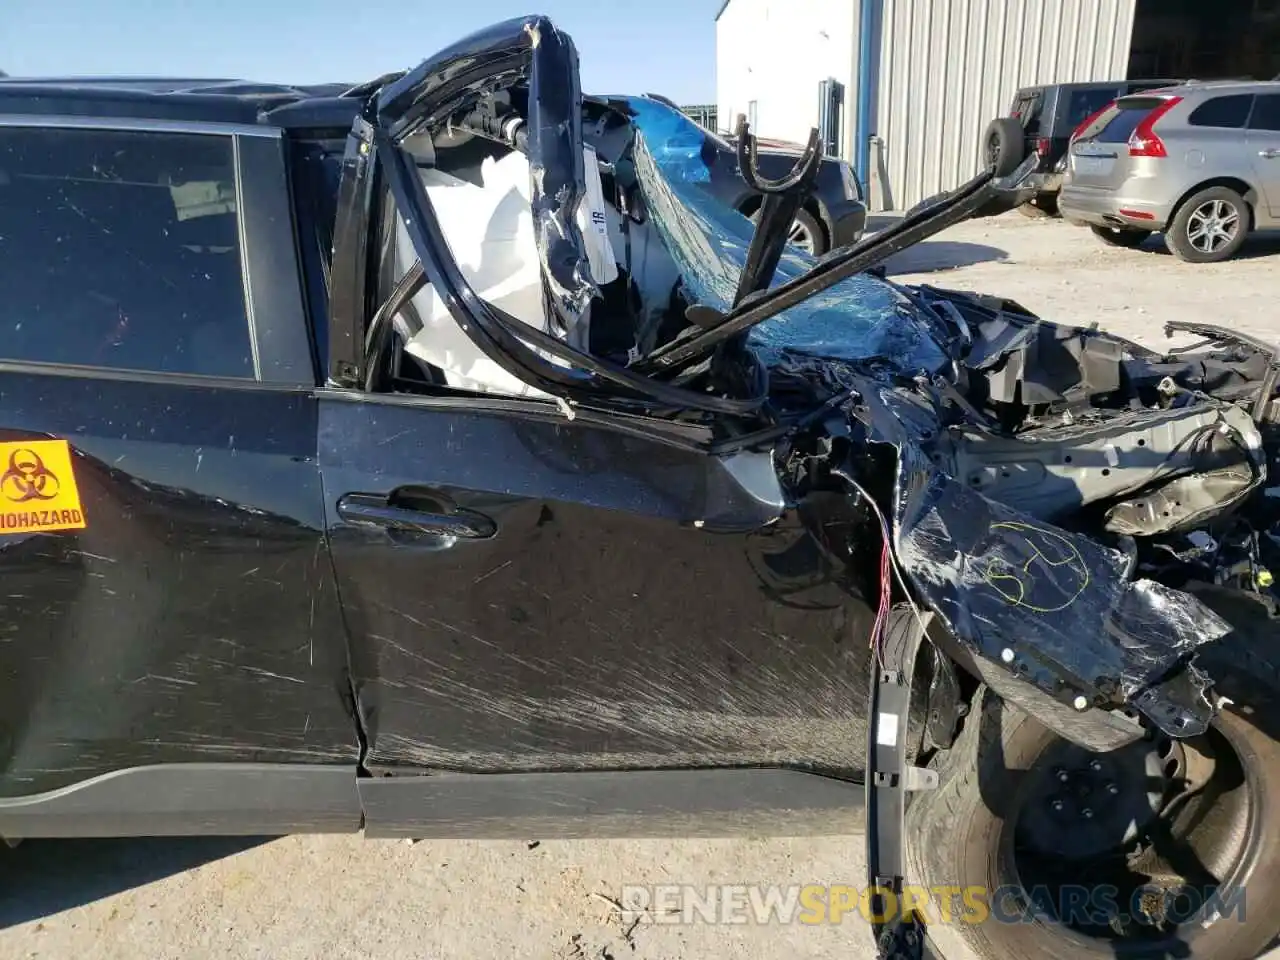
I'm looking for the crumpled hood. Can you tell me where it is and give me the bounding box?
[859,371,1225,736]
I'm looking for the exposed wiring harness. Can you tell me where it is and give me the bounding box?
[831,465,932,664]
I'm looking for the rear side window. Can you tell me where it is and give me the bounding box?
[1250,94,1280,132]
[1187,95,1255,129]
[1064,89,1120,132]
[1010,91,1043,135]
[0,127,254,379]
[1090,103,1158,144]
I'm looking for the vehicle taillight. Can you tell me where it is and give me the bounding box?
[1071,103,1113,143]
[1128,97,1182,158]
[1035,138,1051,157]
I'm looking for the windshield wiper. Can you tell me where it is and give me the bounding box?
[635,155,1038,376]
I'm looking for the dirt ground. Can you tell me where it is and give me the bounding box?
[2,213,1279,960]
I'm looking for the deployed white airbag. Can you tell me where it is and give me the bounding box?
[398,151,550,397]
[398,147,618,398]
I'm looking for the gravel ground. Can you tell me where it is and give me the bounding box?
[3,212,1279,960]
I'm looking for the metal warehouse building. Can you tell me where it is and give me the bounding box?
[716,0,1280,210]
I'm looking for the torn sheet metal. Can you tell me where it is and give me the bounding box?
[375,15,599,333]
[830,370,1231,737]
[618,97,948,375]
[522,20,599,331]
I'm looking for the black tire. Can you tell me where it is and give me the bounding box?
[983,118,1025,177]
[1166,186,1250,263]
[907,597,1280,960]
[1090,224,1153,248]
[790,208,828,256]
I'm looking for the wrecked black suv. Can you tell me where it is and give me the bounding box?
[3,16,1280,960]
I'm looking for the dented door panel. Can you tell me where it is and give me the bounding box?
[318,395,905,777]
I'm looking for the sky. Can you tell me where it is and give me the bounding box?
[1,0,721,104]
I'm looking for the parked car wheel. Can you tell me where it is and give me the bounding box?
[1090,224,1153,248]
[1166,187,1250,263]
[983,117,1025,177]
[907,667,1280,960]
[787,209,827,256]
[748,207,828,256]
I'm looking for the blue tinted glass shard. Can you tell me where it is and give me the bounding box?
[620,96,947,373]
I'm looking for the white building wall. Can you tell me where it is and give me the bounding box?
[716,0,857,155]
[873,0,1137,209]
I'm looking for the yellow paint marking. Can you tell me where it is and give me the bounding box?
[980,521,1090,613]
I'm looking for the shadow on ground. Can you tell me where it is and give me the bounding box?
[0,836,272,928]
[859,211,1008,274]
[1129,229,1280,260]
[880,240,1009,275]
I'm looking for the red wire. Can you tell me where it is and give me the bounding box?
[870,535,891,666]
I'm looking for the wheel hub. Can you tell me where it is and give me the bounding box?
[1187,200,1240,254]
[1016,739,1175,861]
[788,220,815,254]
[1007,723,1259,946]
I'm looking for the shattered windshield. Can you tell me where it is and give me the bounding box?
[619,97,948,373]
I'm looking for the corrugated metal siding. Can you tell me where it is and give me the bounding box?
[873,0,1137,209]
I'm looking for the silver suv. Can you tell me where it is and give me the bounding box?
[1059,81,1280,262]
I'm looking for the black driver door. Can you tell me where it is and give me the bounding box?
[318,394,878,777]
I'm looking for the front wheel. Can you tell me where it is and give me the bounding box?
[907,686,1280,960]
[1090,224,1152,248]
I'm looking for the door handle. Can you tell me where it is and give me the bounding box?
[337,492,497,540]
[1260,149,1280,160]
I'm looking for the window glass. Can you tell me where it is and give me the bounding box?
[1064,89,1119,132]
[1094,106,1152,143]
[0,127,254,378]
[1250,94,1280,132]
[1011,92,1043,136]
[1187,95,1254,129]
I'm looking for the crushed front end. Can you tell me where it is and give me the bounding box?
[336,13,1280,755]
[771,304,1279,743]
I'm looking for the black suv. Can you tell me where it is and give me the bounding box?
[2,17,1280,960]
[985,79,1183,216]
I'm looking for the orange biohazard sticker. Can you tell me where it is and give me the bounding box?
[0,440,87,534]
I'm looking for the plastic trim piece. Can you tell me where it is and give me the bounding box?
[0,114,281,138]
[0,764,362,839]
[358,768,865,839]
[235,134,322,386]
[866,608,940,960]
